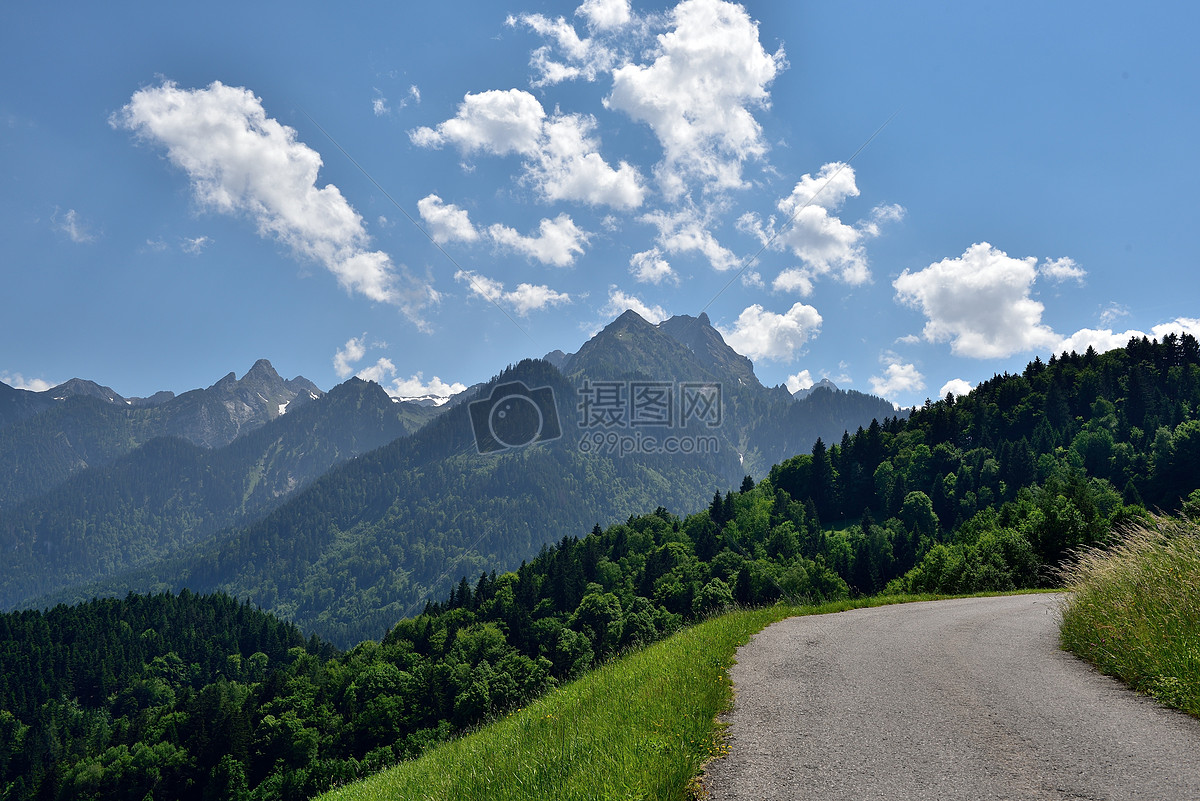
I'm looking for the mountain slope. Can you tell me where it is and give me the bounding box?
[0,360,323,507]
[42,313,897,646]
[0,379,440,608]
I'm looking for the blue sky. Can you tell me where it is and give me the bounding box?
[3,0,1198,407]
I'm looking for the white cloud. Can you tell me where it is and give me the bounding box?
[577,0,632,30]
[511,12,619,86]
[718,302,822,362]
[895,334,920,345]
[870,361,926,399]
[333,335,369,378]
[606,0,785,197]
[785,369,813,394]
[372,96,389,117]
[1099,302,1129,326]
[603,287,667,324]
[1039,256,1085,284]
[533,113,645,208]
[419,194,587,265]
[1151,317,1200,341]
[1056,317,1200,356]
[356,357,397,384]
[893,242,1062,359]
[1,372,54,392]
[488,214,589,266]
[771,268,814,296]
[413,90,643,209]
[643,207,739,271]
[630,248,677,284]
[1057,327,1144,355]
[743,163,901,293]
[408,85,421,104]
[417,194,481,244]
[386,372,467,402]
[53,208,96,243]
[939,378,974,399]
[411,88,545,155]
[181,235,211,255]
[454,270,571,315]
[114,80,436,327]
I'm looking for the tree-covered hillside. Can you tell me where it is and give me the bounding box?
[3,334,1199,801]
[41,313,894,647]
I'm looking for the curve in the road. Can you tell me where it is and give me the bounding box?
[703,594,1200,801]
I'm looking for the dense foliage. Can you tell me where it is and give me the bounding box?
[4,334,1200,800]
[0,591,332,801]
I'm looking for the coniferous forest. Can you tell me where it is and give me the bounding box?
[4,334,1200,800]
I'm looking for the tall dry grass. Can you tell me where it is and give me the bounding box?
[1059,516,1200,715]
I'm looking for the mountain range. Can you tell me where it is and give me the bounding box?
[1,311,898,646]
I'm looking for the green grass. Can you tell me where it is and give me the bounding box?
[317,593,1030,801]
[1059,516,1200,716]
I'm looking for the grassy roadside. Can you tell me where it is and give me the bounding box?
[318,592,1040,801]
[1059,516,1200,716]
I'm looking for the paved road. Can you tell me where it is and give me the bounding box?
[703,595,1200,800]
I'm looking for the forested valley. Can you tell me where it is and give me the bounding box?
[4,333,1200,800]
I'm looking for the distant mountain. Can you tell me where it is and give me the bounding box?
[39,312,899,646]
[0,378,441,609]
[792,378,839,400]
[0,360,325,507]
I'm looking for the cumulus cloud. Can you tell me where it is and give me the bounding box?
[510,11,620,86]
[454,270,571,315]
[893,243,1062,359]
[53,208,96,243]
[605,0,785,197]
[1151,317,1200,341]
[333,335,369,379]
[372,96,389,117]
[785,369,814,394]
[355,357,398,384]
[1056,328,1145,355]
[532,113,645,208]
[387,372,467,402]
[718,302,822,362]
[488,214,589,267]
[417,194,481,244]
[740,163,901,295]
[870,360,926,400]
[578,0,632,30]
[413,90,644,209]
[114,80,437,327]
[419,194,587,265]
[411,88,545,155]
[603,287,667,324]
[630,248,677,284]
[939,378,974,399]
[643,207,739,271]
[1,371,54,392]
[1055,317,1200,357]
[1039,256,1085,284]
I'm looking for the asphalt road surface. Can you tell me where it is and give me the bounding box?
[703,595,1200,801]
